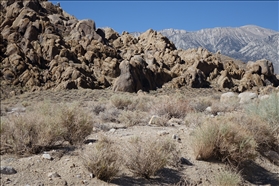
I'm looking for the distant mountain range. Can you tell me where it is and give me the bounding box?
[132,25,279,74]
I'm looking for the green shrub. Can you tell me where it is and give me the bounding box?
[246,93,279,135]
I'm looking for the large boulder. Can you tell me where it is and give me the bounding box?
[112,56,156,92]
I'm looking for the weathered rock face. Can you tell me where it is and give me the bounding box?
[1,0,279,97]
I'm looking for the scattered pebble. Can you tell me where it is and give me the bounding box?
[48,172,61,178]
[82,180,88,184]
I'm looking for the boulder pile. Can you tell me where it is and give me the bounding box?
[1,0,278,96]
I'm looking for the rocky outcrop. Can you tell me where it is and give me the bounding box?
[1,0,279,97]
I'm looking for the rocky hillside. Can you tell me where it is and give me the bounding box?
[159,26,279,74]
[1,0,279,98]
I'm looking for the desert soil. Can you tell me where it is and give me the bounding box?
[1,87,278,186]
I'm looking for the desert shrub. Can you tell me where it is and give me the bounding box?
[125,137,178,179]
[98,106,121,123]
[110,94,133,110]
[246,93,279,136]
[118,110,148,127]
[91,103,106,115]
[210,101,239,115]
[184,112,207,128]
[153,96,192,119]
[57,105,93,145]
[213,169,242,186]
[189,98,212,112]
[192,120,257,165]
[127,95,153,112]
[83,136,122,182]
[0,102,93,155]
[227,113,278,152]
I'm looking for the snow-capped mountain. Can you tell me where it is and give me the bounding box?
[158,25,279,74]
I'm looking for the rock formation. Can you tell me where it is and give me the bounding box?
[1,0,278,97]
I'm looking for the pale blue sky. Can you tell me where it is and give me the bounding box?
[50,1,278,33]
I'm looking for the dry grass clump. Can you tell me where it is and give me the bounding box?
[184,112,208,128]
[153,96,192,119]
[0,102,93,155]
[82,135,122,182]
[110,94,133,110]
[226,113,278,153]
[125,137,178,179]
[189,98,212,112]
[118,110,148,127]
[127,95,153,112]
[98,106,121,123]
[191,120,257,165]
[213,168,242,186]
[210,101,239,115]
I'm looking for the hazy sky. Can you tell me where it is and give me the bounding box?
[50,1,278,33]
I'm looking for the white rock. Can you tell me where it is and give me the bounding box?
[0,166,17,174]
[42,153,53,160]
[205,106,212,113]
[220,92,238,103]
[109,128,116,133]
[259,95,270,100]
[238,92,258,104]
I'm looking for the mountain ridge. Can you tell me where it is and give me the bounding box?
[157,25,279,74]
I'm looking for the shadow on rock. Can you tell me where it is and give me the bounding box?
[239,160,279,186]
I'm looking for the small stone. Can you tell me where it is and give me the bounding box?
[70,164,75,168]
[172,134,177,139]
[158,131,169,136]
[48,172,61,178]
[264,150,279,165]
[0,166,17,174]
[89,173,94,178]
[82,180,88,184]
[42,153,53,160]
[76,174,81,178]
[205,106,212,113]
[109,128,116,133]
[180,157,193,166]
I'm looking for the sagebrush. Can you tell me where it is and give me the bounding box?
[124,137,178,179]
[0,102,93,155]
